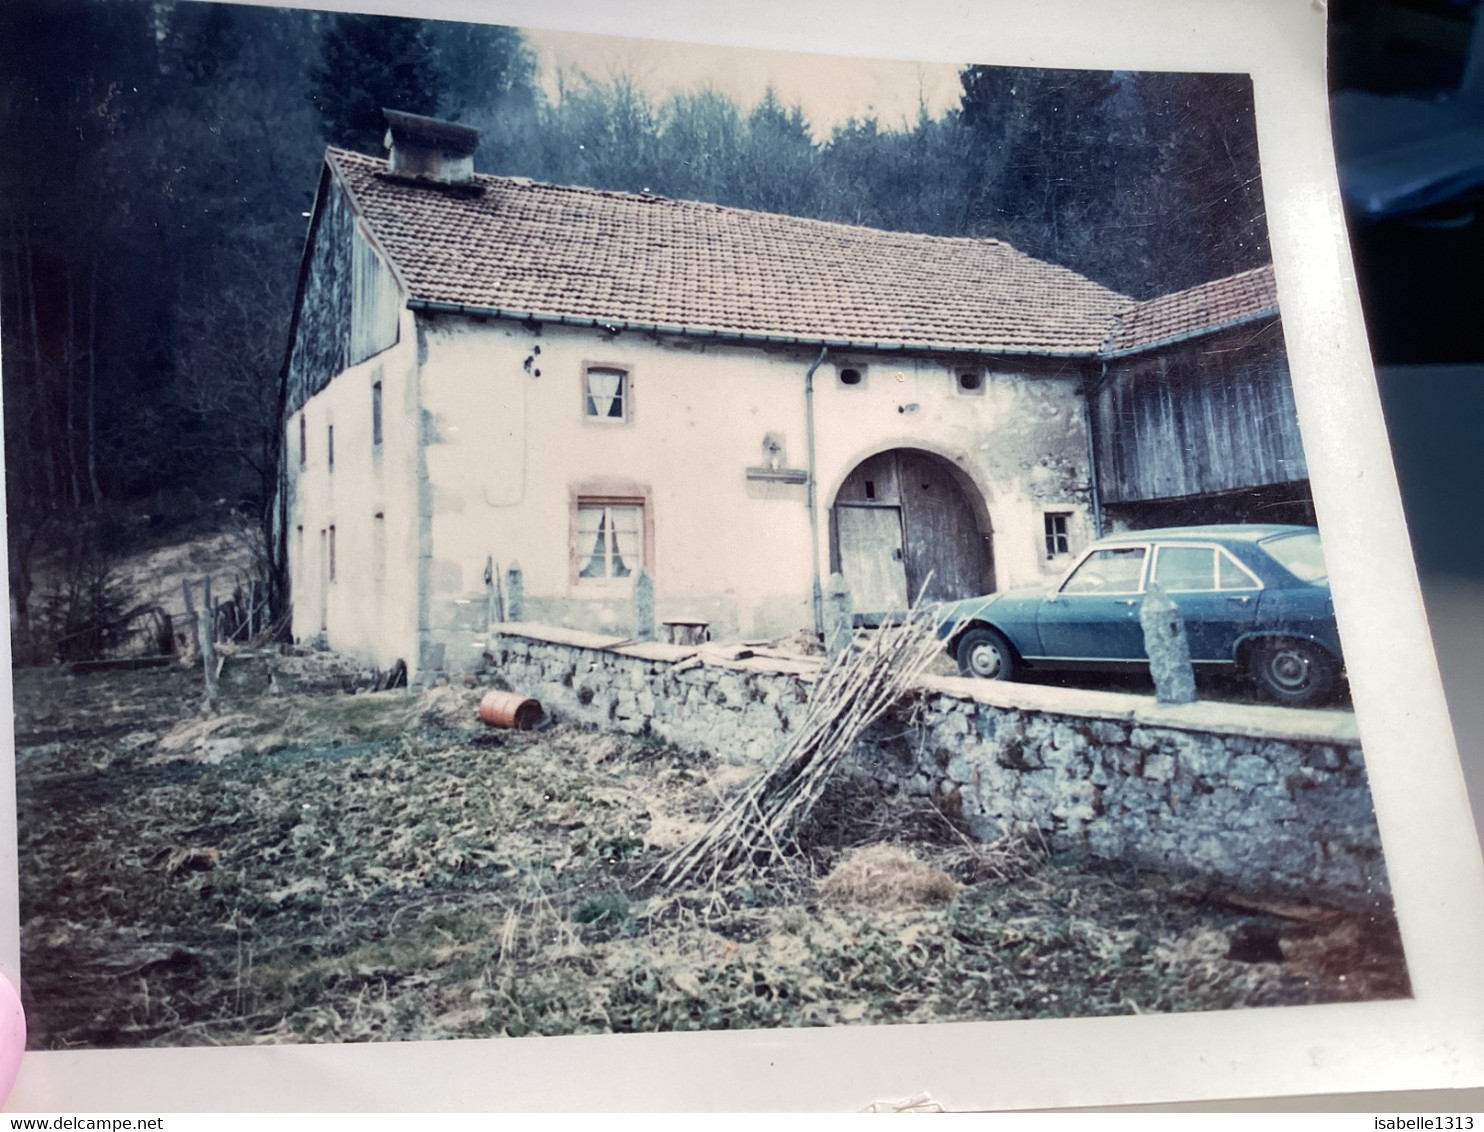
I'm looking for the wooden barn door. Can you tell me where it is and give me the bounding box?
[833,450,992,623]
[835,505,909,620]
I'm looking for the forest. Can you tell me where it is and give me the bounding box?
[0,0,1270,660]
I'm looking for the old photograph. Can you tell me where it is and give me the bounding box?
[3,0,1409,1054]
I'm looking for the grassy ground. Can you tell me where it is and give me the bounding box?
[13,656,1406,1049]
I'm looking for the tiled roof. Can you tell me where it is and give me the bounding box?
[1102,264,1278,356]
[328,149,1133,357]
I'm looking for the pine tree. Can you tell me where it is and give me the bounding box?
[310,13,443,155]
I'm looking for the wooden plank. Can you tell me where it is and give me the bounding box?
[1094,329,1307,505]
[897,449,988,602]
[836,504,908,617]
[69,655,174,675]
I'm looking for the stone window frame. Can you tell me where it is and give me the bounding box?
[568,481,654,589]
[581,361,634,425]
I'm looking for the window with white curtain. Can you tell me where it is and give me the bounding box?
[583,365,629,422]
[576,502,641,580]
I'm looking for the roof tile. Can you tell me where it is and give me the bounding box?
[327,149,1278,359]
[330,149,1132,356]
[1104,264,1278,354]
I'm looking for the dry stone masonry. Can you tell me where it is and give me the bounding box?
[485,625,1385,904]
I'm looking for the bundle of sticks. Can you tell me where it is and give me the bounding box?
[651,600,948,890]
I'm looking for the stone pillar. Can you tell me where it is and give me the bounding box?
[634,567,656,642]
[1140,582,1196,704]
[823,572,854,659]
[505,562,524,622]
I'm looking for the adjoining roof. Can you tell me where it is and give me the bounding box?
[1101,264,1279,357]
[327,149,1134,357]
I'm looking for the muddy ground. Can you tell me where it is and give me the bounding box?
[13,653,1406,1049]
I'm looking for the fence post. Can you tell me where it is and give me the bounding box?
[183,576,218,713]
[485,556,503,626]
[1140,582,1196,704]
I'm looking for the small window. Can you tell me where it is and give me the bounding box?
[837,366,865,387]
[957,369,984,393]
[299,415,306,467]
[584,365,629,421]
[1044,512,1072,558]
[576,502,642,580]
[372,381,383,446]
[328,525,337,582]
[327,424,335,471]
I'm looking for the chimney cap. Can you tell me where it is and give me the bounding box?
[382,109,481,157]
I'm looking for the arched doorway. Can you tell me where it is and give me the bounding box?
[831,449,994,623]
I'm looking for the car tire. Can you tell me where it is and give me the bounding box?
[1246,638,1337,706]
[957,627,1018,681]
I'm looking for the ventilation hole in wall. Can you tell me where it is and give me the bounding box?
[958,371,983,391]
[839,368,863,386]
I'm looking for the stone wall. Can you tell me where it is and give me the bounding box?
[486,625,1386,903]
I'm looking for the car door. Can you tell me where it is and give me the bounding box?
[1148,543,1261,661]
[1035,544,1149,660]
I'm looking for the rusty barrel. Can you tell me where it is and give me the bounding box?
[478,690,544,730]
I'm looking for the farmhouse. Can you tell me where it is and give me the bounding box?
[281,111,1307,681]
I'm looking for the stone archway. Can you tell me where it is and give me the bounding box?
[831,448,994,623]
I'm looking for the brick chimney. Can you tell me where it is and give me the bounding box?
[382,109,481,186]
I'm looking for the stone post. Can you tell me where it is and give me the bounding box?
[823,572,854,659]
[505,562,524,622]
[1140,582,1196,704]
[634,567,656,642]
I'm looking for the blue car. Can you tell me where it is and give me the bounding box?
[936,525,1344,706]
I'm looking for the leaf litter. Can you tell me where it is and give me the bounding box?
[13,657,1407,1049]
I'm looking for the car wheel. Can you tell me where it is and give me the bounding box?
[957,627,1018,681]
[1247,639,1337,706]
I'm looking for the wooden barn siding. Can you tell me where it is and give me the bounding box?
[286,177,400,415]
[1093,322,1307,504]
[351,228,400,364]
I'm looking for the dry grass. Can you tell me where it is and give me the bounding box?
[12,659,1408,1049]
[819,845,957,909]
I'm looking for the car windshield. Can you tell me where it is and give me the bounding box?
[1260,531,1327,583]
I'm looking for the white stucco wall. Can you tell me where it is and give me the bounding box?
[286,308,422,674]
[411,314,1097,674]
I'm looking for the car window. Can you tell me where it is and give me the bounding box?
[1217,548,1262,590]
[1060,546,1146,594]
[1260,531,1327,583]
[1152,545,1216,592]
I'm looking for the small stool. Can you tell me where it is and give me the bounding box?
[664,619,711,646]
